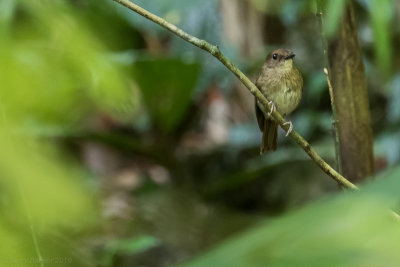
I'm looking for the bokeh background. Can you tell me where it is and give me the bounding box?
[1,0,400,266]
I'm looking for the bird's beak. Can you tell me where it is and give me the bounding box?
[284,53,295,60]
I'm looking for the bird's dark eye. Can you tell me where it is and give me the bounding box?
[272,53,278,60]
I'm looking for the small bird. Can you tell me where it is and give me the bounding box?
[255,48,303,154]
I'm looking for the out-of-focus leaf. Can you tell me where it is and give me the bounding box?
[183,166,400,267]
[109,236,159,254]
[0,0,135,264]
[324,0,347,38]
[0,0,135,129]
[0,0,15,23]
[132,58,200,133]
[71,0,145,52]
[101,236,159,266]
[368,0,393,78]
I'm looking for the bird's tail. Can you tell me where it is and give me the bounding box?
[260,118,278,154]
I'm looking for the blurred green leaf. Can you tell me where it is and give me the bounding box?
[0,0,135,129]
[324,0,347,38]
[132,58,200,133]
[368,0,392,78]
[0,0,135,264]
[183,166,400,267]
[102,236,159,266]
[72,0,145,52]
[0,0,16,23]
[109,236,159,254]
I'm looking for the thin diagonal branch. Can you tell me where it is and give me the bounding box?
[323,67,342,168]
[317,0,342,174]
[113,0,358,190]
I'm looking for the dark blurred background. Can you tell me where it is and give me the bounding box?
[1,0,400,266]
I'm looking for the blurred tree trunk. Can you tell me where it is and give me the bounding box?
[220,0,265,57]
[220,0,285,57]
[328,3,374,182]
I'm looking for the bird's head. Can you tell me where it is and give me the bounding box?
[265,48,296,71]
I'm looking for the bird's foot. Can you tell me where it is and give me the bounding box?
[267,101,276,117]
[283,121,293,137]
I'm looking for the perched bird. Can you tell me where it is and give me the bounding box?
[255,48,303,154]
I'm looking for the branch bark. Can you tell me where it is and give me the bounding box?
[113,0,358,190]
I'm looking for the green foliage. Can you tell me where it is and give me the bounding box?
[0,0,134,264]
[132,58,200,133]
[101,236,160,266]
[323,0,347,38]
[368,0,393,78]
[1,2,133,129]
[183,167,400,267]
